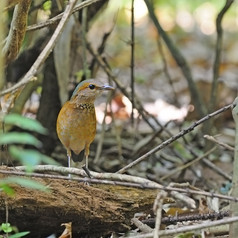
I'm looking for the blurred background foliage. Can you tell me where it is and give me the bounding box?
[0,1,238,236]
[1,0,237,177]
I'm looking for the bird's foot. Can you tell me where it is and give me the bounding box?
[82,165,92,178]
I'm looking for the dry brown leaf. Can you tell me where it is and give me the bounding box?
[58,222,72,238]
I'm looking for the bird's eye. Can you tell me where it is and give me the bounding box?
[89,84,95,90]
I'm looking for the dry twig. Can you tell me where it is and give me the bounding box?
[0,0,99,97]
[26,0,102,32]
[3,0,32,64]
[1,166,238,203]
[132,216,238,238]
[117,103,234,174]
[204,135,234,151]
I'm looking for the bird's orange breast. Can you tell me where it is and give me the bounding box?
[56,101,96,155]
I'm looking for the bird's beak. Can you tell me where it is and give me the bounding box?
[101,85,114,91]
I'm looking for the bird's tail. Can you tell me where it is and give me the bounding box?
[71,150,84,162]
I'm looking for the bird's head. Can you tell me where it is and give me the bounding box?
[70,79,114,103]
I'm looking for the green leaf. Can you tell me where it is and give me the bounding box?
[4,114,47,135]
[9,146,59,172]
[9,231,30,238]
[1,223,13,233]
[0,132,42,147]
[42,0,51,11]
[1,177,49,192]
[0,184,15,196]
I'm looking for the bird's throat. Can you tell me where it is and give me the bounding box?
[74,103,94,111]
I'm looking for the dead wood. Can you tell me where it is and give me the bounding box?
[0,172,157,237]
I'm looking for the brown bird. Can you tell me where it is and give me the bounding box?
[56,79,114,171]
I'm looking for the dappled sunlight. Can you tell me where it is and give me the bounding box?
[194,2,216,35]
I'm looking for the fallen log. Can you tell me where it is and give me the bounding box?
[0,168,157,237]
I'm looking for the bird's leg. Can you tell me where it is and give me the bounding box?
[82,148,91,178]
[84,145,90,169]
[66,149,72,178]
[85,154,88,169]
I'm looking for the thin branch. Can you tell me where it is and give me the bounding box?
[82,4,88,78]
[161,147,216,181]
[130,0,135,126]
[153,191,167,238]
[0,0,78,97]
[161,211,230,225]
[142,211,230,226]
[4,0,23,10]
[87,42,164,131]
[144,0,206,118]
[0,0,6,90]
[26,0,102,32]
[1,167,238,202]
[117,103,234,174]
[230,97,238,236]
[3,0,32,64]
[131,218,153,233]
[132,216,238,238]
[157,36,177,105]
[15,165,162,188]
[202,158,232,181]
[209,0,234,112]
[204,134,234,151]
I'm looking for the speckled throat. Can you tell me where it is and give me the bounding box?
[74,103,95,111]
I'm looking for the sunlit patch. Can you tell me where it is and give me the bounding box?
[194,2,216,35]
[125,0,148,22]
[176,10,195,32]
[155,8,175,31]
[144,99,189,125]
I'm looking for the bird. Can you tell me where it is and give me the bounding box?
[56,79,114,173]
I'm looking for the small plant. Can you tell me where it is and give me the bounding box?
[0,113,59,195]
[0,222,29,238]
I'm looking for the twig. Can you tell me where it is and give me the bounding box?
[130,0,135,126]
[0,0,77,96]
[26,0,102,32]
[209,0,234,112]
[87,42,161,130]
[1,166,238,203]
[202,158,232,181]
[143,211,230,225]
[0,0,78,97]
[0,0,6,90]
[94,96,111,163]
[132,120,171,158]
[3,0,32,64]
[204,135,234,151]
[81,3,88,78]
[153,191,167,238]
[182,142,232,181]
[117,103,234,174]
[4,0,22,10]
[230,97,238,236]
[161,146,216,181]
[205,0,234,139]
[131,218,153,233]
[132,216,238,238]
[156,36,177,105]
[14,165,162,188]
[5,200,9,237]
[144,0,206,118]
